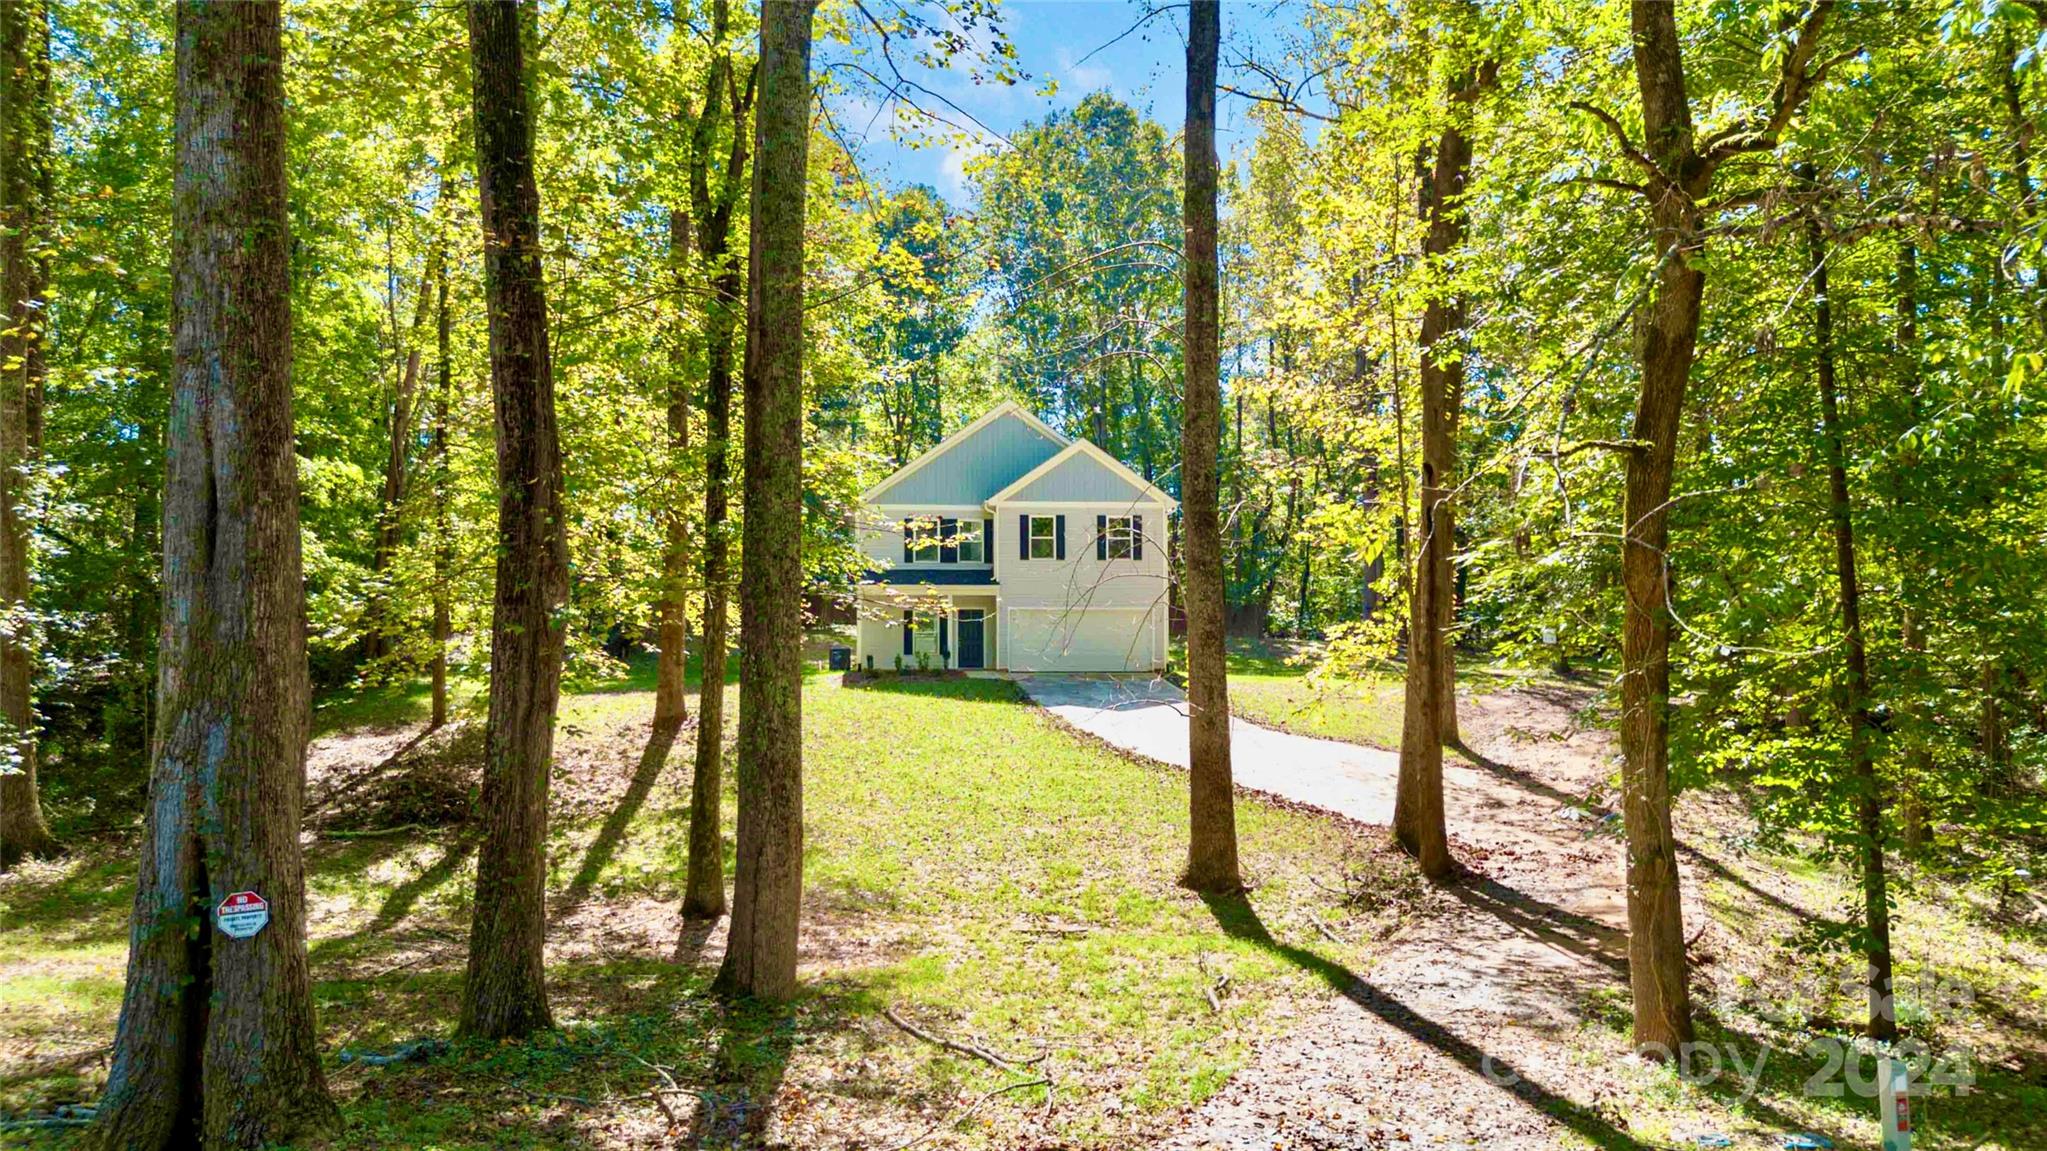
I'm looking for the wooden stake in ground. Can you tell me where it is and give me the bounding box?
[91,3,339,1143]
[0,0,57,867]
[460,0,568,1039]
[1179,0,1241,895]
[715,0,816,1000]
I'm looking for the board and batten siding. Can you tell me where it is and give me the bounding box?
[868,410,1064,506]
[1003,449,1154,504]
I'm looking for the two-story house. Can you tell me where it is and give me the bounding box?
[855,400,1176,673]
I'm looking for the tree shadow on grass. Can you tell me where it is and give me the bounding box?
[686,995,798,1149]
[1200,890,1651,1151]
[1453,743,1852,939]
[558,718,684,915]
[312,831,480,964]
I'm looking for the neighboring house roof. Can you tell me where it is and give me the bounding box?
[986,438,1179,510]
[860,569,999,586]
[863,400,1068,506]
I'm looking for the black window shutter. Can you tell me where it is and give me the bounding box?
[1055,514,1066,560]
[1133,514,1145,560]
[902,519,912,563]
[902,610,913,655]
[939,615,949,660]
[939,517,957,563]
[983,518,994,564]
[1096,514,1108,560]
[1018,514,1029,560]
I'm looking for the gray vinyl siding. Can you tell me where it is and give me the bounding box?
[1005,450,1150,504]
[990,497,1172,670]
[870,412,1064,505]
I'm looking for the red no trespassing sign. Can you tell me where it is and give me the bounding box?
[216,891,270,939]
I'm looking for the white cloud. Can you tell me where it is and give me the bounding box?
[1055,44,1115,95]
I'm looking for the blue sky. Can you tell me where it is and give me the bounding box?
[819,1,1320,207]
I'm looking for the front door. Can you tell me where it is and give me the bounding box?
[956,610,985,669]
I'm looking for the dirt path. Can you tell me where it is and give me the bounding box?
[1117,683,1683,1150]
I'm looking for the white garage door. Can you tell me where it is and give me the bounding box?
[1005,606,1159,672]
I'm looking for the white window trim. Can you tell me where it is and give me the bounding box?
[956,519,984,564]
[1105,515,1135,560]
[907,518,941,563]
[1029,515,1056,560]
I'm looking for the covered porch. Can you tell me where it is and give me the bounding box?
[853,572,998,672]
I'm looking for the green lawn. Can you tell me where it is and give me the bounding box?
[1219,643,1411,750]
[1,665,1398,1149]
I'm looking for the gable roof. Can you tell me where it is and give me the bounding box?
[987,438,1178,510]
[862,400,1068,506]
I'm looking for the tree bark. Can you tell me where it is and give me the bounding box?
[1180,0,1241,895]
[1394,43,1488,881]
[0,0,57,866]
[429,231,453,730]
[1804,203,1895,1042]
[652,202,692,726]
[1616,0,1709,1055]
[682,0,752,922]
[459,0,566,1039]
[1890,239,1930,854]
[365,240,439,665]
[92,5,340,1144]
[714,0,814,1000]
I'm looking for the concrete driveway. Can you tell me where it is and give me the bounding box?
[1013,674,1400,825]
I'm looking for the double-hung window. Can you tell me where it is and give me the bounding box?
[908,518,940,563]
[1106,516,1135,560]
[1029,515,1057,560]
[955,520,984,563]
[1095,513,1144,560]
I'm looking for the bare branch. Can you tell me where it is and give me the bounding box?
[1219,83,1336,123]
[1071,2,1187,72]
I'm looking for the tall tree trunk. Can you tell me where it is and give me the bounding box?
[652,203,692,726]
[459,0,567,1039]
[715,0,814,1000]
[429,235,453,730]
[1616,0,1708,1055]
[682,0,752,923]
[1804,204,1895,1042]
[1980,661,2009,785]
[1394,44,1487,881]
[0,0,56,866]
[1891,239,1930,853]
[92,5,340,1144]
[1180,0,1241,895]
[1604,0,1829,1054]
[1609,0,1831,1054]
[365,240,440,665]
